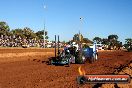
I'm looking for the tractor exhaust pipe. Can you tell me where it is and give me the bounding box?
[55,35,56,59]
[55,35,60,59]
[58,35,60,55]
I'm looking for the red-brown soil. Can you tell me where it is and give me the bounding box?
[0,48,132,88]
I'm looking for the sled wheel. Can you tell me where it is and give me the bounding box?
[49,59,53,65]
[66,59,70,67]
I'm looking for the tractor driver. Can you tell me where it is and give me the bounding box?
[69,46,76,56]
[64,45,70,55]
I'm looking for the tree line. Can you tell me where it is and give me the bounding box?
[93,35,132,49]
[0,21,48,40]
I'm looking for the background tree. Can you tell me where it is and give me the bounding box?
[73,33,83,42]
[0,21,10,36]
[36,30,44,39]
[35,30,48,40]
[93,37,102,43]
[108,34,118,49]
[115,41,122,50]
[124,38,132,49]
[83,38,93,43]
[45,31,49,40]
[101,38,109,45]
[23,27,36,39]
[45,36,49,40]
[125,38,132,45]
[11,28,25,38]
[108,34,118,41]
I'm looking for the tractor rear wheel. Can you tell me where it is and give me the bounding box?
[90,57,94,63]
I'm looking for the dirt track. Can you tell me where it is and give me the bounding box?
[0,48,132,88]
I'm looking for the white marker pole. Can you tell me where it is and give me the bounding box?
[43,5,46,48]
[44,29,45,48]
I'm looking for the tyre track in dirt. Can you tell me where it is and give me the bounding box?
[92,60,132,88]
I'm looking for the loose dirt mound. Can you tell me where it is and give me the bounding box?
[0,48,132,88]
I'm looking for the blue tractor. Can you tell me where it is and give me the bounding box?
[49,35,98,66]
